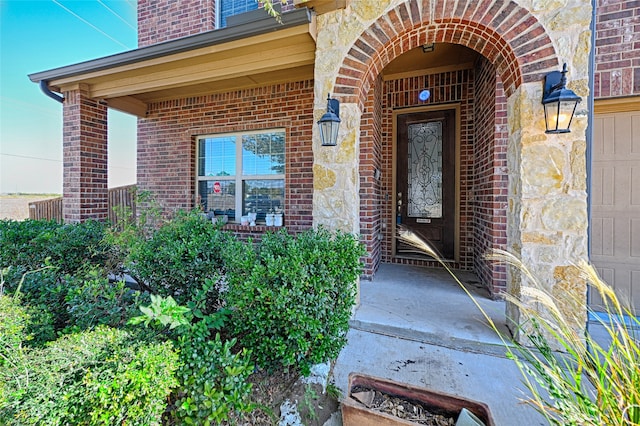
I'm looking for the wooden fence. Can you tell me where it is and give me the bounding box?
[29,185,137,224]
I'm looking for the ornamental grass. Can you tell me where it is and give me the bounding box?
[398,227,640,426]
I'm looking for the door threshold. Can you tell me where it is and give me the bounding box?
[394,253,456,263]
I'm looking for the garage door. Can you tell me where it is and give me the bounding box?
[591,111,640,312]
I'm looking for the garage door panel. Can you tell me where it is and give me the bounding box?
[633,167,640,205]
[591,110,640,313]
[590,267,615,307]
[633,115,640,155]
[633,218,640,258]
[592,165,615,206]
[591,216,613,256]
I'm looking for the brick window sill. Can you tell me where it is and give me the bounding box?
[222,224,285,232]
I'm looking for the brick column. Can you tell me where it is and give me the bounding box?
[62,84,108,223]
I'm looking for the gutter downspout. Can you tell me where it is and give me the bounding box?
[39,80,64,103]
[586,0,596,333]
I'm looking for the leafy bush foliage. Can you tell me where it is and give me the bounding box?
[63,267,149,333]
[0,324,179,426]
[226,228,365,374]
[1,267,65,345]
[0,219,109,275]
[175,327,254,425]
[126,211,240,311]
[0,220,59,270]
[130,295,254,425]
[1,266,147,344]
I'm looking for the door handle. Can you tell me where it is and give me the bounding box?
[397,192,402,224]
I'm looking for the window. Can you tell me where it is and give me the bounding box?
[197,129,285,223]
[217,0,258,28]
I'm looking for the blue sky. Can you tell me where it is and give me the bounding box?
[0,0,138,194]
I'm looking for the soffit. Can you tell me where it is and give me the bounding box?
[29,10,316,117]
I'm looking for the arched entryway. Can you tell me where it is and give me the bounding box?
[312,0,591,338]
[333,1,560,297]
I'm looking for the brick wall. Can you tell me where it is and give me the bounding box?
[137,80,315,235]
[366,66,507,294]
[138,0,298,48]
[472,57,508,295]
[138,0,215,47]
[360,74,384,278]
[62,85,109,222]
[380,69,475,271]
[594,0,640,98]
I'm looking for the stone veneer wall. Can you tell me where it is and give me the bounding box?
[594,0,640,98]
[472,57,508,295]
[137,81,315,233]
[311,0,591,341]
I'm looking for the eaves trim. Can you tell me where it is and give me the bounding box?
[28,8,312,83]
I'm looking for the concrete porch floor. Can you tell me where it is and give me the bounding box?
[330,263,548,425]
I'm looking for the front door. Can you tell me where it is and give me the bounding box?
[396,109,456,260]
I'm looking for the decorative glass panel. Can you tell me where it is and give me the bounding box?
[243,179,284,220]
[198,180,236,216]
[198,136,236,177]
[242,132,285,175]
[407,121,443,218]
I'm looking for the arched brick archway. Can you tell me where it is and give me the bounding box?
[334,0,560,108]
[312,0,590,344]
[333,0,562,291]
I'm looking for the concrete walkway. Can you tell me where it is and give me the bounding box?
[330,263,548,425]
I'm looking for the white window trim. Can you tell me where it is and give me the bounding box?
[196,128,286,223]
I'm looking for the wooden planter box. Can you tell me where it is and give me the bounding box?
[341,373,495,426]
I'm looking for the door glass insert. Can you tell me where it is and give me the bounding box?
[407,121,443,218]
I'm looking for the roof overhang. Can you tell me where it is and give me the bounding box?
[29,8,316,117]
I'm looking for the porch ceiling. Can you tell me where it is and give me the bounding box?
[28,9,316,117]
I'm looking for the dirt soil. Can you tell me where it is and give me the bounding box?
[350,385,456,425]
[0,194,58,221]
[228,368,340,425]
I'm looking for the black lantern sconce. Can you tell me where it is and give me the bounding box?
[317,94,341,146]
[542,63,582,134]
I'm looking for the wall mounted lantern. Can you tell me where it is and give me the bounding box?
[542,63,582,134]
[317,94,341,146]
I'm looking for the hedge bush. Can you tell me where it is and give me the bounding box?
[226,228,365,375]
[126,211,241,312]
[0,219,109,275]
[0,323,179,426]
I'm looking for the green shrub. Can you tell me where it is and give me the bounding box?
[226,228,365,374]
[0,220,59,270]
[174,326,254,425]
[1,267,65,345]
[63,267,149,333]
[0,326,179,426]
[127,210,240,310]
[0,219,109,275]
[1,266,146,344]
[130,294,254,425]
[0,291,30,412]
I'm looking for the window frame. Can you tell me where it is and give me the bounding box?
[195,128,286,223]
[215,0,259,28]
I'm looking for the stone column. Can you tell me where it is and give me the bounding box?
[506,81,590,343]
[312,11,367,236]
[62,84,108,223]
